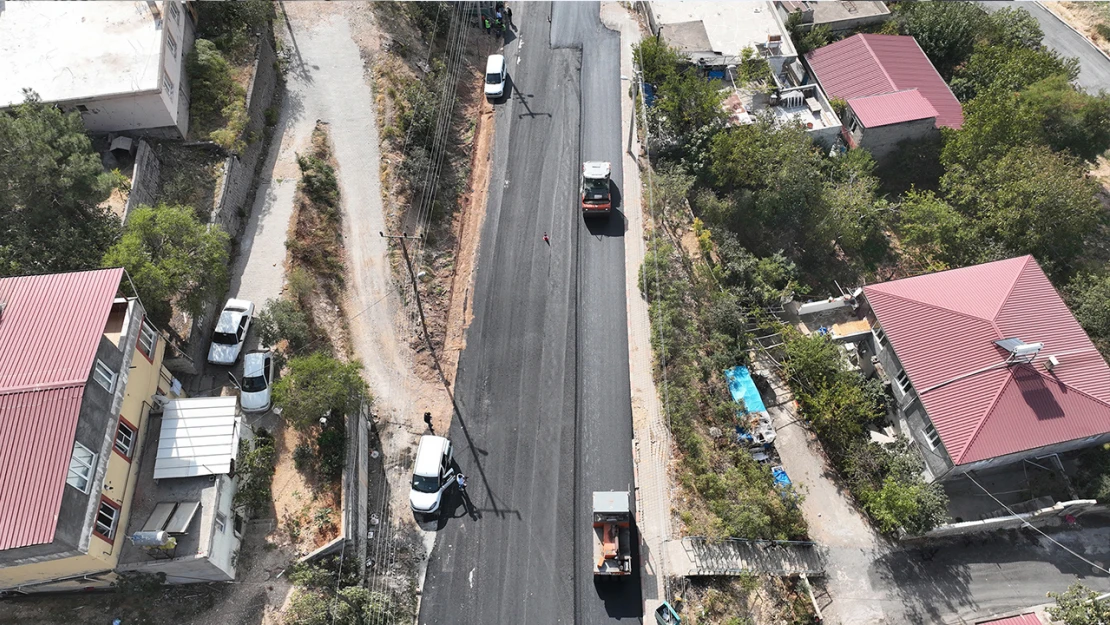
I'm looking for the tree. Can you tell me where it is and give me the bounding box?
[256,298,312,353]
[272,353,368,429]
[0,92,123,277]
[950,44,1078,102]
[186,39,247,150]
[632,37,684,87]
[940,84,1043,170]
[1047,583,1110,625]
[654,67,726,139]
[896,189,969,270]
[983,7,1044,50]
[102,204,230,323]
[894,1,988,79]
[941,145,1101,279]
[1021,75,1110,162]
[1065,274,1110,356]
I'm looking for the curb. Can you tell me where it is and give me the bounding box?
[1034,1,1110,65]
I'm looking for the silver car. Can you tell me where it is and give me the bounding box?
[238,350,274,413]
[207,299,255,365]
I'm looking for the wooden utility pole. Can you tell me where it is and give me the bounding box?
[380,231,437,360]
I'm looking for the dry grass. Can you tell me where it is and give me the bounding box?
[672,575,818,625]
[1043,2,1110,55]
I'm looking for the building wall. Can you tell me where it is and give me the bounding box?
[62,91,176,137]
[205,475,240,580]
[0,300,170,592]
[853,116,940,163]
[942,432,1110,481]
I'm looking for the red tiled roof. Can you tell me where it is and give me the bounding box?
[0,268,124,550]
[864,257,1110,465]
[977,614,1043,625]
[848,89,938,128]
[806,34,963,129]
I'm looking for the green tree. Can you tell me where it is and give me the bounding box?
[863,472,949,535]
[894,1,988,79]
[1021,75,1110,162]
[102,204,230,323]
[1065,274,1110,357]
[1047,583,1110,625]
[942,145,1101,279]
[0,92,123,277]
[256,298,312,353]
[896,189,968,270]
[940,84,1043,170]
[950,44,1078,102]
[983,7,1044,49]
[655,68,726,140]
[273,353,368,429]
[633,37,684,86]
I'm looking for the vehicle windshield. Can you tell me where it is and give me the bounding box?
[485,72,502,85]
[411,474,440,494]
[583,178,609,202]
[241,374,267,393]
[212,331,239,345]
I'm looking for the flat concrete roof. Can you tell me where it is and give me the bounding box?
[653,1,796,59]
[0,1,165,107]
[779,1,890,27]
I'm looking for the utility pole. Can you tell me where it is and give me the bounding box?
[380,231,437,360]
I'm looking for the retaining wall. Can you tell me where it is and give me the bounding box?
[909,499,1104,541]
[125,139,163,221]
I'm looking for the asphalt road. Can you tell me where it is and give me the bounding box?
[419,3,638,624]
[980,1,1110,93]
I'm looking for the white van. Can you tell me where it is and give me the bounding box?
[485,54,506,100]
[409,435,455,514]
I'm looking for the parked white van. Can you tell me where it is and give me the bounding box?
[410,435,455,514]
[485,54,506,100]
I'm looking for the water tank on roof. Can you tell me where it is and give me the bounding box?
[130,531,172,547]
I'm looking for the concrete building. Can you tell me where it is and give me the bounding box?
[0,268,178,592]
[0,1,196,138]
[857,256,1110,483]
[805,34,963,161]
[775,1,891,34]
[646,1,842,145]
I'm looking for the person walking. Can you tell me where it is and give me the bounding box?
[505,6,513,28]
[423,411,434,433]
[543,232,550,244]
[482,15,491,36]
[456,473,468,491]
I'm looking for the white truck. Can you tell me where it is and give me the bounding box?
[592,491,633,576]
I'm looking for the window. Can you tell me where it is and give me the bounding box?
[168,1,180,24]
[67,441,97,493]
[872,323,887,350]
[923,423,942,450]
[93,359,116,393]
[162,72,175,99]
[114,419,137,459]
[95,499,121,541]
[138,319,158,361]
[215,512,227,534]
[166,31,178,60]
[895,369,913,396]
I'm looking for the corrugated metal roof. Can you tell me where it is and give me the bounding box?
[848,89,938,128]
[865,256,1110,465]
[977,614,1043,625]
[0,268,124,550]
[806,34,964,129]
[154,397,242,480]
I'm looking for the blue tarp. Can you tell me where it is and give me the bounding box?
[724,366,767,415]
[772,466,792,489]
[642,83,656,108]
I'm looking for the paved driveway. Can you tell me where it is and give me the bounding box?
[980,1,1110,93]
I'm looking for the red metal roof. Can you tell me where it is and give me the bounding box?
[806,34,964,129]
[864,256,1110,466]
[0,268,124,550]
[847,89,938,128]
[977,614,1043,625]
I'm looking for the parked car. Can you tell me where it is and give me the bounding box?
[485,54,506,100]
[207,299,255,365]
[410,435,455,514]
[237,350,274,413]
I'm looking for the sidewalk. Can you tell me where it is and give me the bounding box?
[600,2,673,615]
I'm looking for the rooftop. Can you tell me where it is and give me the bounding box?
[653,1,796,60]
[806,34,963,129]
[154,397,242,480]
[848,89,938,128]
[0,268,126,550]
[777,1,891,28]
[863,256,1110,466]
[0,1,165,108]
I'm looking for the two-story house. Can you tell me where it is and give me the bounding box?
[859,256,1110,483]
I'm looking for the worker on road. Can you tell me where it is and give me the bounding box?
[456,473,468,491]
[482,16,492,35]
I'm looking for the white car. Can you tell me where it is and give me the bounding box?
[484,54,506,100]
[207,299,255,365]
[238,350,274,413]
[410,435,455,514]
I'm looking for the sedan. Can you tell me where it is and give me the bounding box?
[207,299,255,365]
[238,350,274,413]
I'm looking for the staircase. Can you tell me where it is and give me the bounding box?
[667,537,826,577]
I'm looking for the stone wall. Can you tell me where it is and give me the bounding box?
[125,139,163,222]
[910,499,1104,541]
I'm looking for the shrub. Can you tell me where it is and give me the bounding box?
[273,353,368,430]
[317,426,346,480]
[186,39,247,151]
[297,154,339,209]
[234,429,276,517]
[293,443,315,473]
[257,298,312,353]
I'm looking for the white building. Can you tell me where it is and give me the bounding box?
[0,1,196,138]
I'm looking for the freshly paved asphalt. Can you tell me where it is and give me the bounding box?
[419,3,639,624]
[980,1,1110,93]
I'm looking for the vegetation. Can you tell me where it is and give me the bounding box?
[187,39,248,152]
[257,297,313,353]
[196,0,273,61]
[779,330,949,535]
[288,123,345,295]
[234,428,277,517]
[1047,583,1110,625]
[272,352,368,430]
[102,204,230,324]
[1075,444,1110,502]
[1066,274,1110,356]
[0,92,123,277]
[286,555,410,625]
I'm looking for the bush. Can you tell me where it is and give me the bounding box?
[234,429,277,517]
[257,298,312,353]
[186,39,247,151]
[273,353,368,430]
[316,425,346,480]
[297,154,339,209]
[196,0,271,59]
[293,443,315,473]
